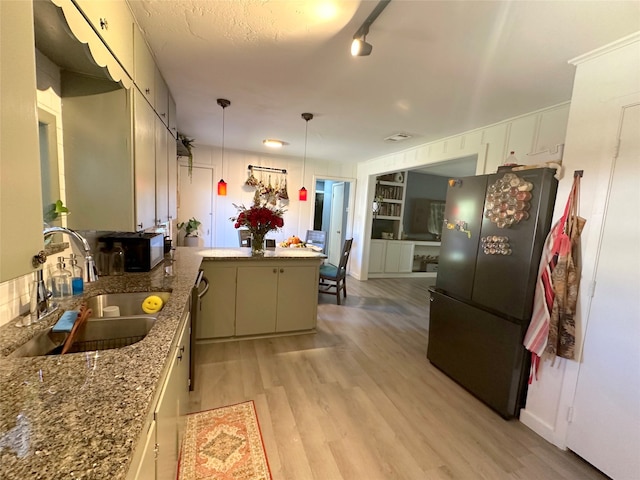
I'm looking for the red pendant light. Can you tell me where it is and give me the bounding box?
[217,179,227,196]
[217,98,230,196]
[299,112,313,201]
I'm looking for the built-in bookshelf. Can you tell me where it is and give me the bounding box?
[372,172,406,239]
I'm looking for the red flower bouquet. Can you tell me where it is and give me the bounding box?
[231,191,285,254]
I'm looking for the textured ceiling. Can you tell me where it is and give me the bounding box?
[127,0,640,165]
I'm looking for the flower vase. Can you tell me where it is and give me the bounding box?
[251,232,265,256]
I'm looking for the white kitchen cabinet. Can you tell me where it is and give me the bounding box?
[369,240,437,278]
[384,241,414,273]
[134,90,157,231]
[154,68,169,127]
[167,126,178,223]
[133,26,155,107]
[368,240,387,274]
[155,115,169,225]
[0,1,43,282]
[73,0,134,76]
[168,93,178,139]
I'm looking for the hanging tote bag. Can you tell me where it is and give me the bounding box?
[546,174,586,360]
[524,173,584,381]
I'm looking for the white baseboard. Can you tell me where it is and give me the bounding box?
[519,408,567,450]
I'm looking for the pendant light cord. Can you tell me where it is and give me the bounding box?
[217,99,231,180]
[301,113,313,186]
[302,118,308,182]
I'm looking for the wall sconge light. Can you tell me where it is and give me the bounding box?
[217,98,230,196]
[350,0,391,57]
[263,139,284,148]
[299,112,313,201]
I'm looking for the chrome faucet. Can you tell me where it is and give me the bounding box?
[43,226,99,283]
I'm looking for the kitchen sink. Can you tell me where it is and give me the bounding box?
[10,315,157,357]
[86,291,170,317]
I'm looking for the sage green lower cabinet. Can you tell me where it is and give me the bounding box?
[198,264,237,339]
[198,258,321,340]
[132,421,156,480]
[128,310,190,480]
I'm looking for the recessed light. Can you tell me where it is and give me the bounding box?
[263,139,284,148]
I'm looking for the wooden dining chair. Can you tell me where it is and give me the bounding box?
[319,238,353,305]
[305,229,327,253]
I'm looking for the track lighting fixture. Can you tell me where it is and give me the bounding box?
[217,98,230,196]
[299,113,313,202]
[351,37,373,56]
[350,0,391,57]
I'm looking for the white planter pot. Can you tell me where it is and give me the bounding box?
[183,236,200,247]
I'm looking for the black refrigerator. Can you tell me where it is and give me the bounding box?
[427,167,557,418]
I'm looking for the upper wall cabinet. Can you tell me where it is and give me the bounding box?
[72,0,134,77]
[155,67,169,126]
[49,0,132,89]
[168,93,178,139]
[134,26,156,107]
[0,1,44,282]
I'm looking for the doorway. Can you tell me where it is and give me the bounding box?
[313,177,355,264]
[178,164,214,247]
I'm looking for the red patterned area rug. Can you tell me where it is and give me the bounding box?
[178,400,272,480]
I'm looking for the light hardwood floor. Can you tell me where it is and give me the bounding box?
[190,277,606,480]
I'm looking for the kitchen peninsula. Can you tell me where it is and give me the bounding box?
[196,247,325,339]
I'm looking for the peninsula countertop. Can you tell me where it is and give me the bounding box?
[0,247,203,480]
[196,246,326,260]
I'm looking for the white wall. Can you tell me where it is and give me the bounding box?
[351,103,571,280]
[519,32,640,449]
[182,144,356,248]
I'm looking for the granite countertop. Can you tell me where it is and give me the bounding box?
[0,247,203,480]
[197,246,326,260]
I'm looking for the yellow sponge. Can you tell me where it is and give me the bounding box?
[142,295,164,314]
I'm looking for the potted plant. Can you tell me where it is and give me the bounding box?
[177,217,201,246]
[177,133,195,178]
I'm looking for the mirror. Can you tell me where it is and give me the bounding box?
[38,108,63,225]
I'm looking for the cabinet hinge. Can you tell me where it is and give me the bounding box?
[567,406,574,423]
[154,443,159,459]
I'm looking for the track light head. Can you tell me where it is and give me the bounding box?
[351,37,373,56]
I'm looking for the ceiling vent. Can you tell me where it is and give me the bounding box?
[384,132,412,142]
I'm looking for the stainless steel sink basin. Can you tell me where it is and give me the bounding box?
[86,291,170,317]
[10,315,157,357]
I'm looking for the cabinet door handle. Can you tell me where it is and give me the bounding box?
[99,18,108,30]
[280,268,284,273]
[177,353,183,361]
[145,88,151,95]
[138,223,143,230]
[273,268,277,274]
[161,112,166,117]
[179,346,185,353]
